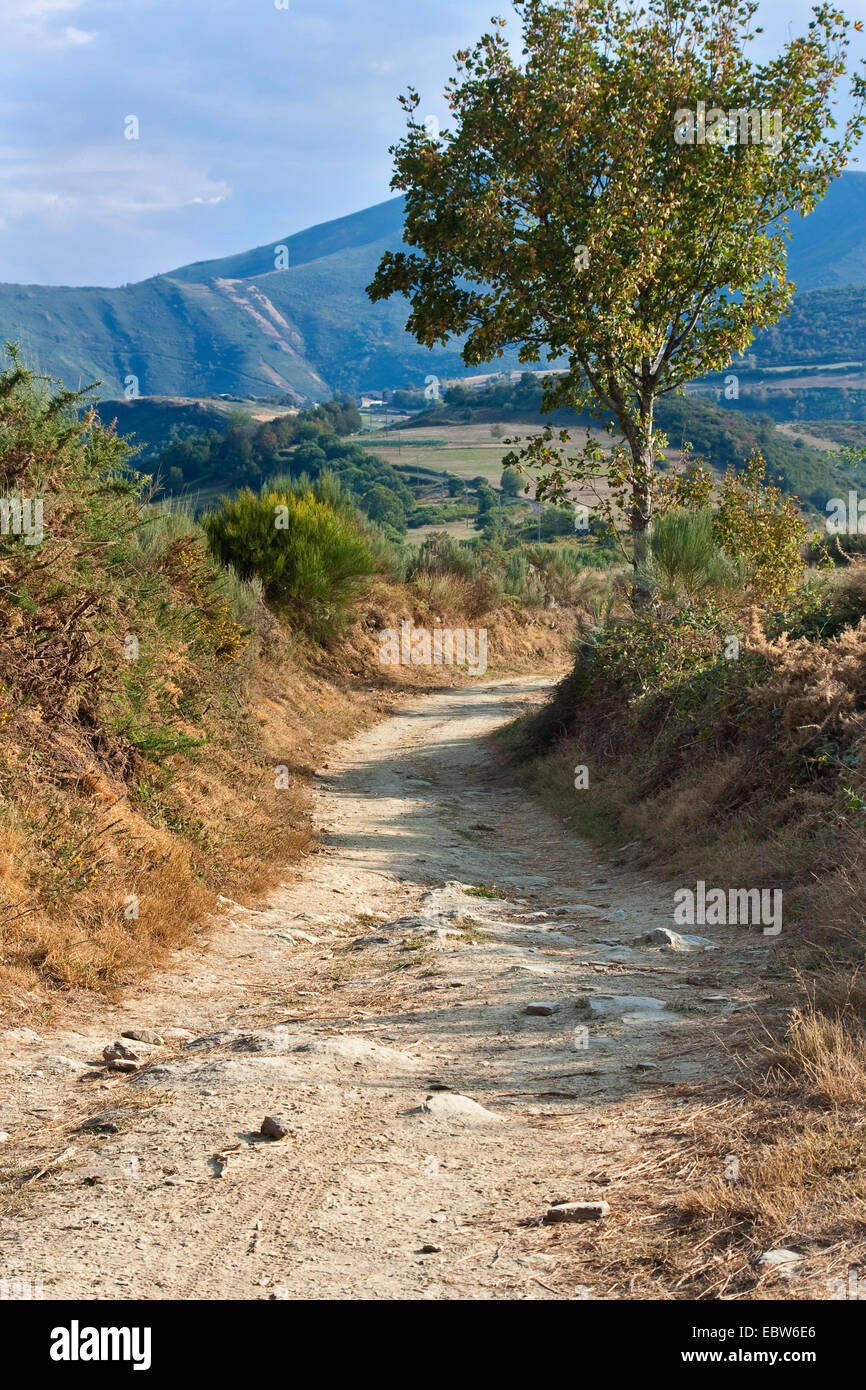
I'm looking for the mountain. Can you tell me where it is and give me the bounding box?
[0,198,480,403]
[782,171,866,290]
[1,174,865,403]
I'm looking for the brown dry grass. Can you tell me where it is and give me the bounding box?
[516,565,866,1295]
[0,577,571,1021]
[555,1020,866,1300]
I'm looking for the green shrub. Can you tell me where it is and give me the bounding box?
[806,533,866,566]
[504,553,529,597]
[649,507,743,603]
[202,487,377,639]
[403,531,484,582]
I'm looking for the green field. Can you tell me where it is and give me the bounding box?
[352,420,594,484]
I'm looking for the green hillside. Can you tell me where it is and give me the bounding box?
[1,175,865,403]
[0,199,480,402]
[751,283,866,366]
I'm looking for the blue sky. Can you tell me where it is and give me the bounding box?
[0,0,863,287]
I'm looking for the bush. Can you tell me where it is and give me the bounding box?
[403,531,485,582]
[410,567,503,620]
[649,507,743,604]
[202,488,377,640]
[807,533,866,566]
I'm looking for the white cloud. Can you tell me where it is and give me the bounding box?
[55,25,97,47]
[0,147,231,224]
[0,0,98,49]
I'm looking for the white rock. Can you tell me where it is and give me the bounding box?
[589,994,666,1015]
[589,994,682,1025]
[1,1028,42,1045]
[162,1028,194,1043]
[37,1055,89,1075]
[545,1201,610,1223]
[635,927,713,951]
[216,895,257,915]
[421,1092,506,1124]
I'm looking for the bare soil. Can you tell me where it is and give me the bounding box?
[0,677,816,1300]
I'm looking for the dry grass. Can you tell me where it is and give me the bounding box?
[556,1057,866,1299]
[0,577,570,1020]
[515,567,866,1296]
[760,1002,866,1106]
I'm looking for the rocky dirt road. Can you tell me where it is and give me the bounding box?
[0,677,781,1300]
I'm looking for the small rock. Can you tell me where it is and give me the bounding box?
[261,1115,290,1140]
[421,1093,506,1125]
[0,1131,9,1143]
[103,1041,139,1062]
[632,1062,658,1071]
[162,1028,195,1043]
[79,1113,123,1134]
[544,1201,610,1223]
[107,1059,139,1074]
[635,927,714,951]
[38,1055,88,1075]
[525,1002,558,1016]
[121,1028,164,1046]
[419,1243,443,1254]
[0,1028,42,1045]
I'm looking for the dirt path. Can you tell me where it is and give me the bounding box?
[0,677,776,1301]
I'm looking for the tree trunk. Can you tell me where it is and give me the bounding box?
[631,442,655,607]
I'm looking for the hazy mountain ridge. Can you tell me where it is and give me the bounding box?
[1,175,865,402]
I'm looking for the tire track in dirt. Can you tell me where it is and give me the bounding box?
[0,677,783,1300]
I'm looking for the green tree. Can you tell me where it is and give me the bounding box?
[254,427,279,471]
[368,0,865,601]
[500,465,522,497]
[476,483,497,519]
[361,482,407,535]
